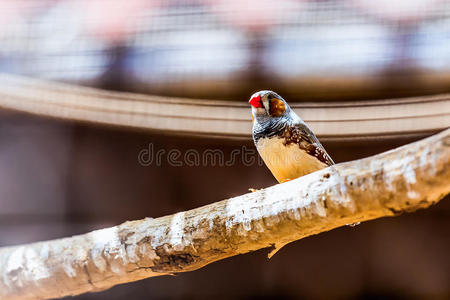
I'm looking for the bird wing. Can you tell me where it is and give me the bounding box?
[292,122,335,166]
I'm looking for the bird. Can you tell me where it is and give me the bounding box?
[249,90,334,183]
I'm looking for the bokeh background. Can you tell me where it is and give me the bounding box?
[1,0,450,100]
[0,0,449,299]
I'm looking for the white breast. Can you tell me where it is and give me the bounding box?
[256,136,328,183]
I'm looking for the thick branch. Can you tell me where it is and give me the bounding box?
[0,73,448,141]
[0,129,449,300]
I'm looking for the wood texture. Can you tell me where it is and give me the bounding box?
[0,74,448,141]
[0,128,448,300]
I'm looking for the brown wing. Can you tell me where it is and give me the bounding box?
[279,123,335,166]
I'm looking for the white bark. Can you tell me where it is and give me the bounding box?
[0,129,449,300]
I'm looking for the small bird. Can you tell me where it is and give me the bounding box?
[249,90,334,183]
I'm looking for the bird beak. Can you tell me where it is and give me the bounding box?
[249,94,263,108]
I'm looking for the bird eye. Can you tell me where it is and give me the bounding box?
[267,94,273,100]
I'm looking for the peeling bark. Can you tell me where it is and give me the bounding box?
[0,129,449,300]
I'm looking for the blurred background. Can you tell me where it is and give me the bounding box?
[1,0,450,100]
[0,0,449,299]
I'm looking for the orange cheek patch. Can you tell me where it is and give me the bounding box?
[269,98,286,117]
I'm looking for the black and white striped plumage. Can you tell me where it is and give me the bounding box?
[249,90,334,183]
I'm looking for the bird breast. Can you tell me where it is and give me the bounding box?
[255,136,329,183]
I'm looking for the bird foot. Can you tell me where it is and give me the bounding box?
[248,188,258,193]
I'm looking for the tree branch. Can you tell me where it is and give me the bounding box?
[0,129,449,300]
[0,73,448,141]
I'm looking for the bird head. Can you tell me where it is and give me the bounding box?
[249,90,289,122]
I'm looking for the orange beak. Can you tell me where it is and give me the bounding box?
[249,94,263,108]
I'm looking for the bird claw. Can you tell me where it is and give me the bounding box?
[248,188,258,193]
